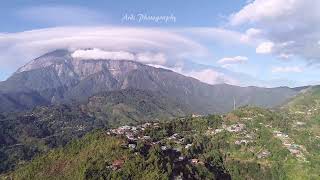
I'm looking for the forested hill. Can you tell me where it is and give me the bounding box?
[0,89,189,174]
[4,106,320,179]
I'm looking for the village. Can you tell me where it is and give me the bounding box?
[105,113,310,171]
[272,130,307,162]
[106,122,203,170]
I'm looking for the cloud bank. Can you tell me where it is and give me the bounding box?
[230,0,320,62]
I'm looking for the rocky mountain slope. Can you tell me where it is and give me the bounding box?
[0,49,302,114]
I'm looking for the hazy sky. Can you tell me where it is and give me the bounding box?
[1,0,320,87]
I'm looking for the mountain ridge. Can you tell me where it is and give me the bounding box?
[0,49,302,114]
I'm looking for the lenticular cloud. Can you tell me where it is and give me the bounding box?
[0,26,208,71]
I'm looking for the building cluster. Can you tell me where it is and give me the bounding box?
[107,122,186,147]
[105,122,207,170]
[107,123,160,142]
[294,107,318,116]
[273,130,307,161]
[206,123,246,135]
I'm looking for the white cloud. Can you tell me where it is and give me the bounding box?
[218,56,248,64]
[271,66,303,73]
[147,64,238,85]
[183,27,256,45]
[71,49,167,65]
[71,49,135,61]
[256,42,274,54]
[0,26,208,74]
[136,52,167,65]
[240,28,262,43]
[278,53,293,60]
[230,0,301,26]
[230,0,320,62]
[185,69,238,85]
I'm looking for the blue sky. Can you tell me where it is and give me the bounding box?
[1,0,319,87]
[0,0,246,31]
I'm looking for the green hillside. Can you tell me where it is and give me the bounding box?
[284,86,320,111]
[283,85,320,137]
[0,89,189,174]
[3,106,320,179]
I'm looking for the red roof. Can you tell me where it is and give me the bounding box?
[112,159,125,169]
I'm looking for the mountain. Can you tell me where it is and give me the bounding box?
[0,49,302,114]
[0,89,188,173]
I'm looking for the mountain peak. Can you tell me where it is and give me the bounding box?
[16,49,71,73]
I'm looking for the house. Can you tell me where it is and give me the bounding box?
[294,111,305,114]
[185,144,192,149]
[283,142,291,147]
[215,129,224,134]
[192,114,202,118]
[119,125,131,130]
[152,141,161,145]
[191,159,199,164]
[190,159,204,165]
[235,140,250,145]
[241,117,253,120]
[296,122,306,125]
[142,123,151,128]
[178,156,185,161]
[161,146,167,151]
[126,132,135,140]
[245,134,253,139]
[257,150,271,159]
[174,175,183,180]
[128,144,136,149]
[290,144,300,149]
[153,123,160,128]
[168,133,180,140]
[112,159,125,170]
[289,149,300,155]
[227,123,245,132]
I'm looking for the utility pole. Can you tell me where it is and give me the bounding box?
[233,96,236,110]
